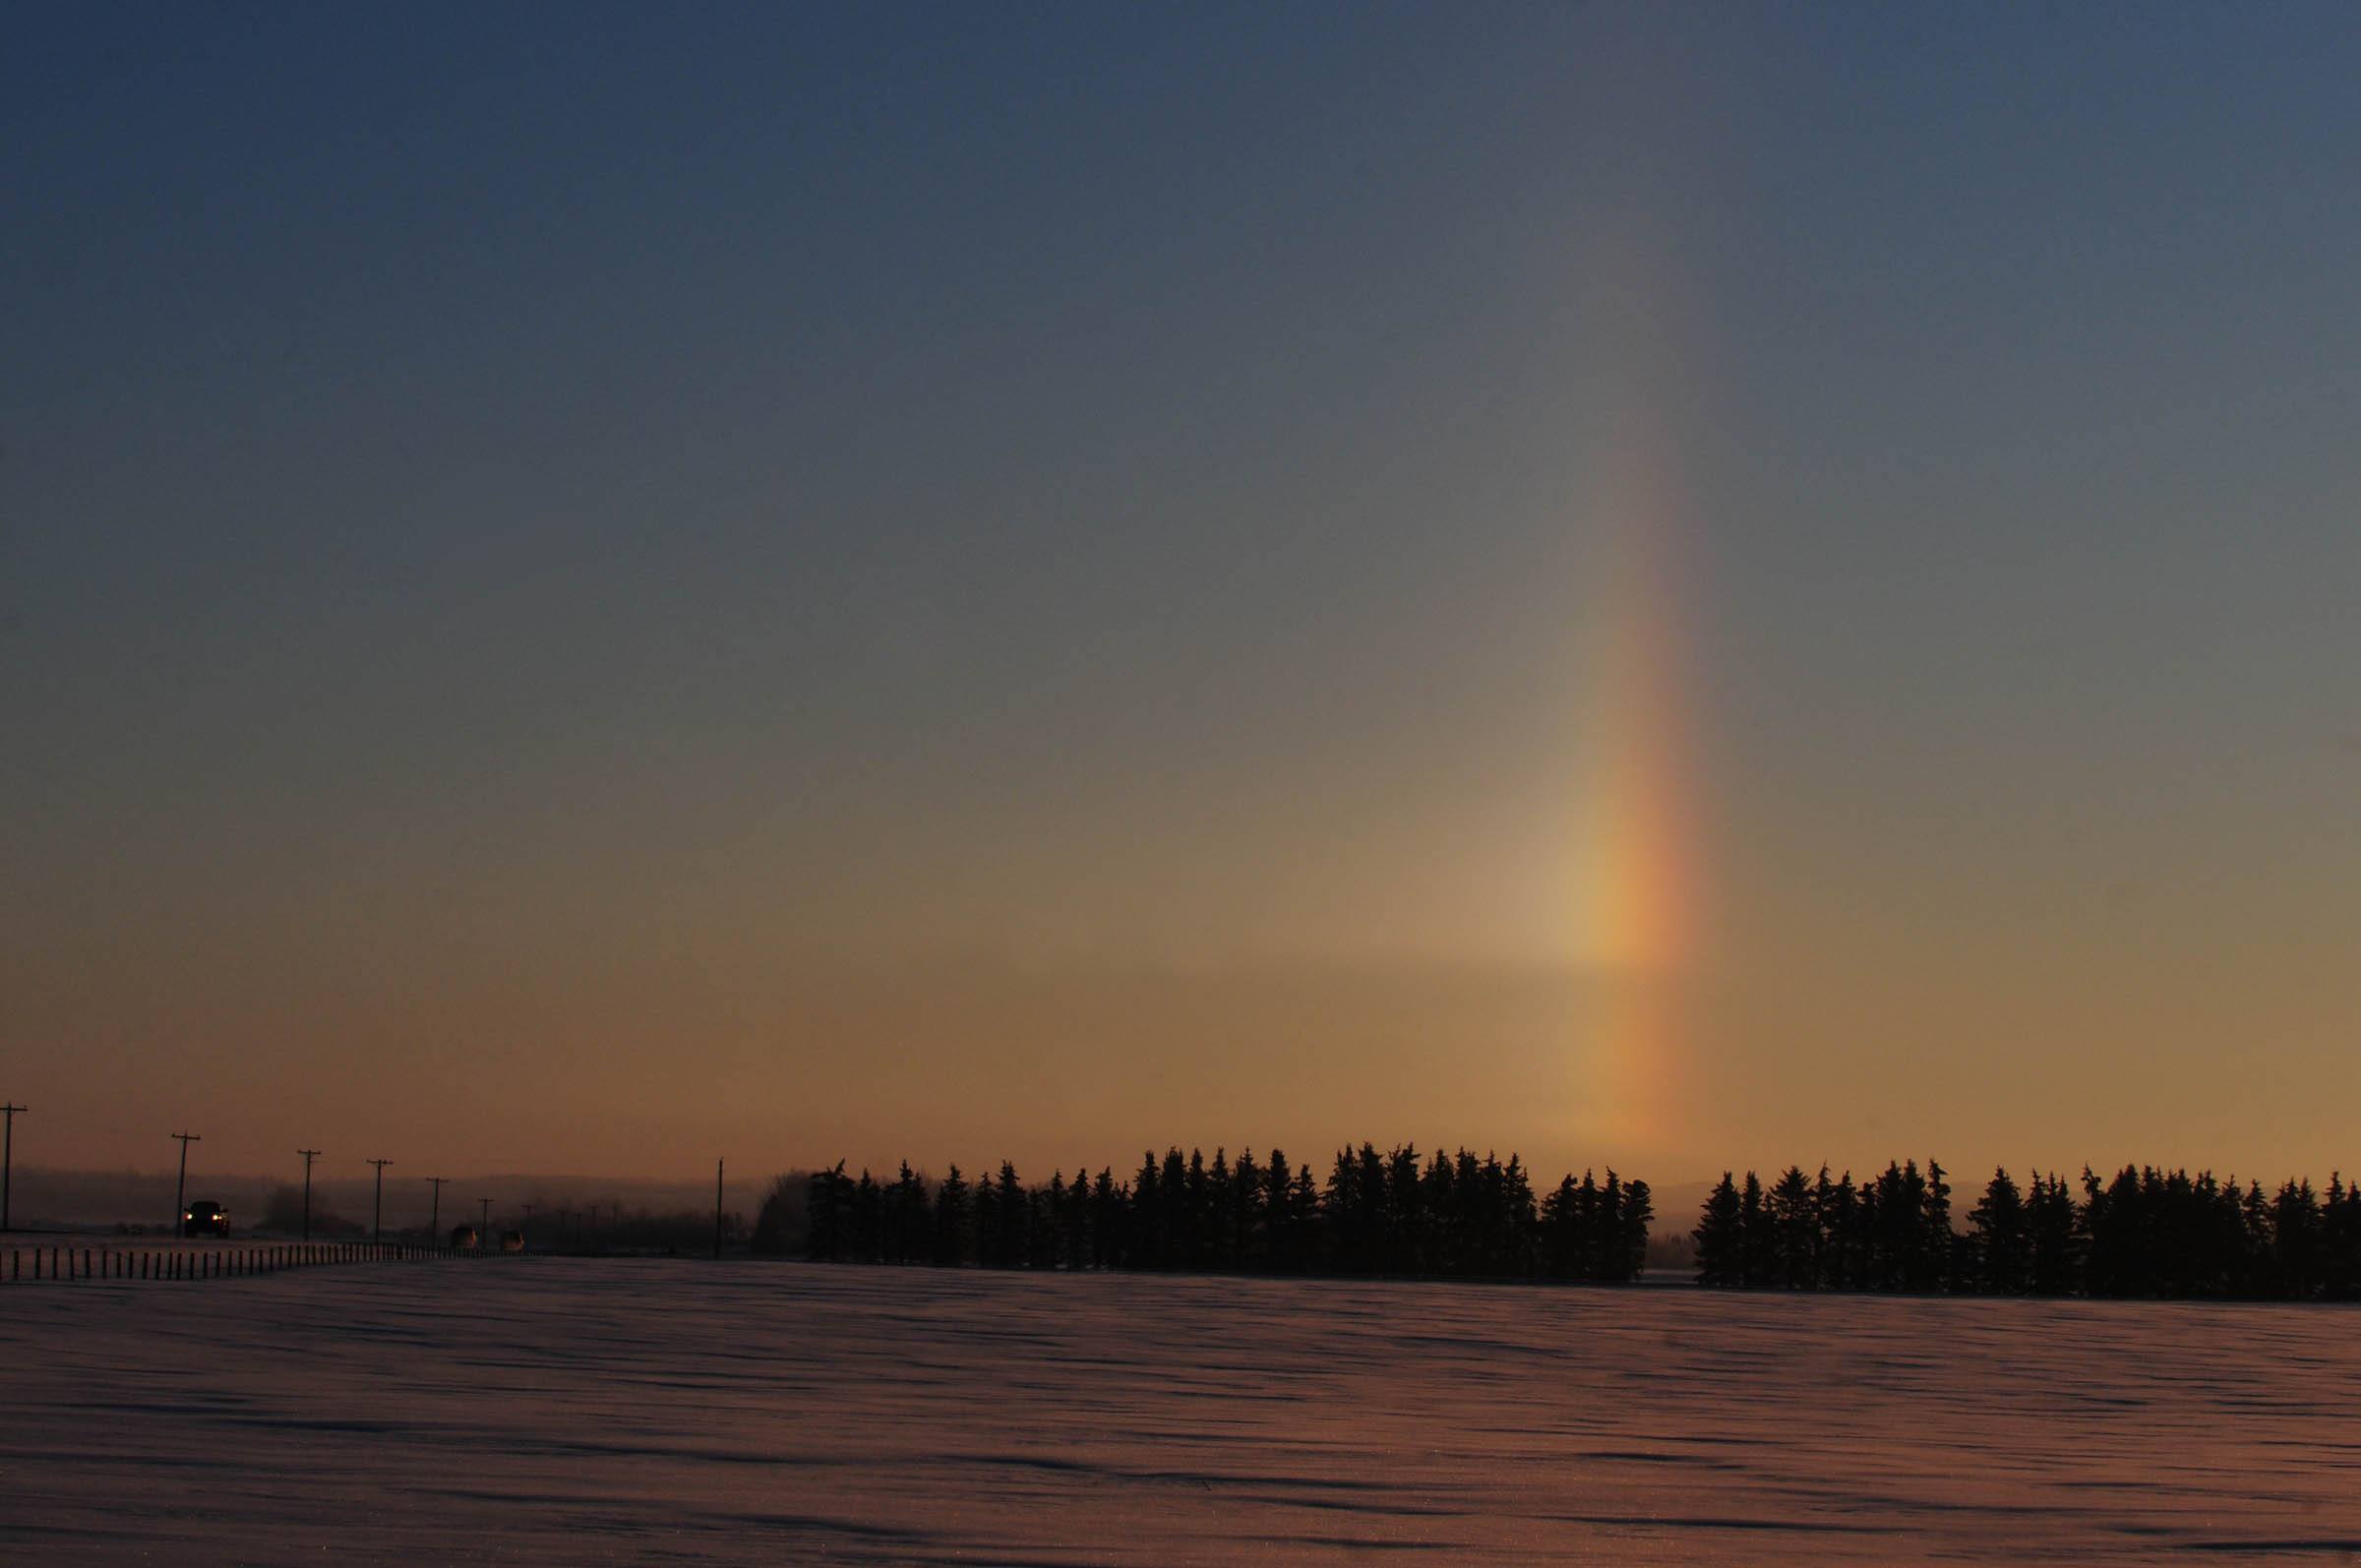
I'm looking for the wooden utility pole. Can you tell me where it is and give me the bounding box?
[1,1104,25,1233]
[170,1132,201,1234]
[297,1150,321,1240]
[367,1159,394,1241]
[427,1176,449,1240]
[713,1157,724,1260]
[476,1196,492,1240]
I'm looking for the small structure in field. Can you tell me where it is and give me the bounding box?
[500,1231,524,1252]
[449,1224,480,1251]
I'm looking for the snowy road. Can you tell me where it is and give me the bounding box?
[3,1260,2356,1564]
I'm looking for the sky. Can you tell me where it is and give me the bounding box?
[4,6,2357,1194]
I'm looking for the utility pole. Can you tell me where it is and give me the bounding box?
[297,1149,321,1240]
[171,1131,201,1235]
[714,1157,724,1260]
[367,1159,393,1242]
[476,1196,491,1241]
[427,1176,449,1240]
[1,1104,25,1233]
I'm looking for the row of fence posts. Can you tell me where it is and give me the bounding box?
[2,1241,454,1284]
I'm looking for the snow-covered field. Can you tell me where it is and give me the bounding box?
[3,1260,2355,1564]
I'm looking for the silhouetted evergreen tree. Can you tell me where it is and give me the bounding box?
[849,1170,882,1262]
[1089,1168,1122,1268]
[1694,1174,1742,1287]
[2323,1175,2360,1302]
[1619,1177,1653,1280]
[2272,1179,2321,1299]
[1737,1172,1771,1288]
[807,1161,851,1261]
[1206,1149,1237,1270]
[887,1163,931,1264]
[1768,1167,1816,1290]
[2026,1171,2079,1295]
[1922,1160,1955,1291]
[991,1162,1028,1269]
[1229,1148,1263,1268]
[1822,1171,1858,1290]
[932,1164,971,1267]
[1165,1148,1194,1265]
[1967,1168,2028,1295]
[972,1163,1003,1267]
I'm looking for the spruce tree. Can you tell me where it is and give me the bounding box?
[1922,1159,1954,1292]
[1001,1163,1031,1266]
[1967,1168,2028,1295]
[933,1164,972,1267]
[1768,1167,1815,1290]
[1737,1172,1771,1288]
[1694,1174,1741,1287]
[1619,1177,1653,1281]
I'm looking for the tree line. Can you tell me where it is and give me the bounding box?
[1695,1161,2361,1300]
[775,1144,1654,1283]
